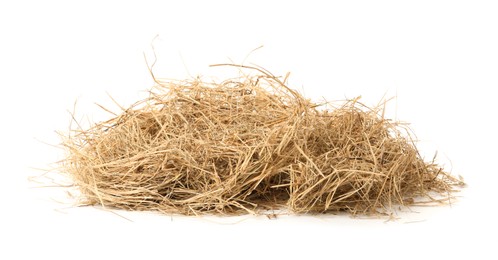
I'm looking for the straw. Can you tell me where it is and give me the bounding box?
[61,65,463,216]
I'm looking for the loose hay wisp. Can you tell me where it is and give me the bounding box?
[61,65,463,216]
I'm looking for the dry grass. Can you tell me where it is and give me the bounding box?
[61,65,463,216]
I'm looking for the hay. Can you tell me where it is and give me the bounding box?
[61,64,463,216]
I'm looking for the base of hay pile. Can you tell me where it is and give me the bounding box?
[62,65,463,216]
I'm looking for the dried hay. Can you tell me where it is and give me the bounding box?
[61,64,463,216]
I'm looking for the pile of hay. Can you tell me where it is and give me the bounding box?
[62,65,462,216]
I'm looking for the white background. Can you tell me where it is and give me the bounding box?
[1,0,497,259]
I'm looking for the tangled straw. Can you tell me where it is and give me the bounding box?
[61,65,463,216]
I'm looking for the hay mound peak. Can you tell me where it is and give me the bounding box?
[62,65,462,216]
